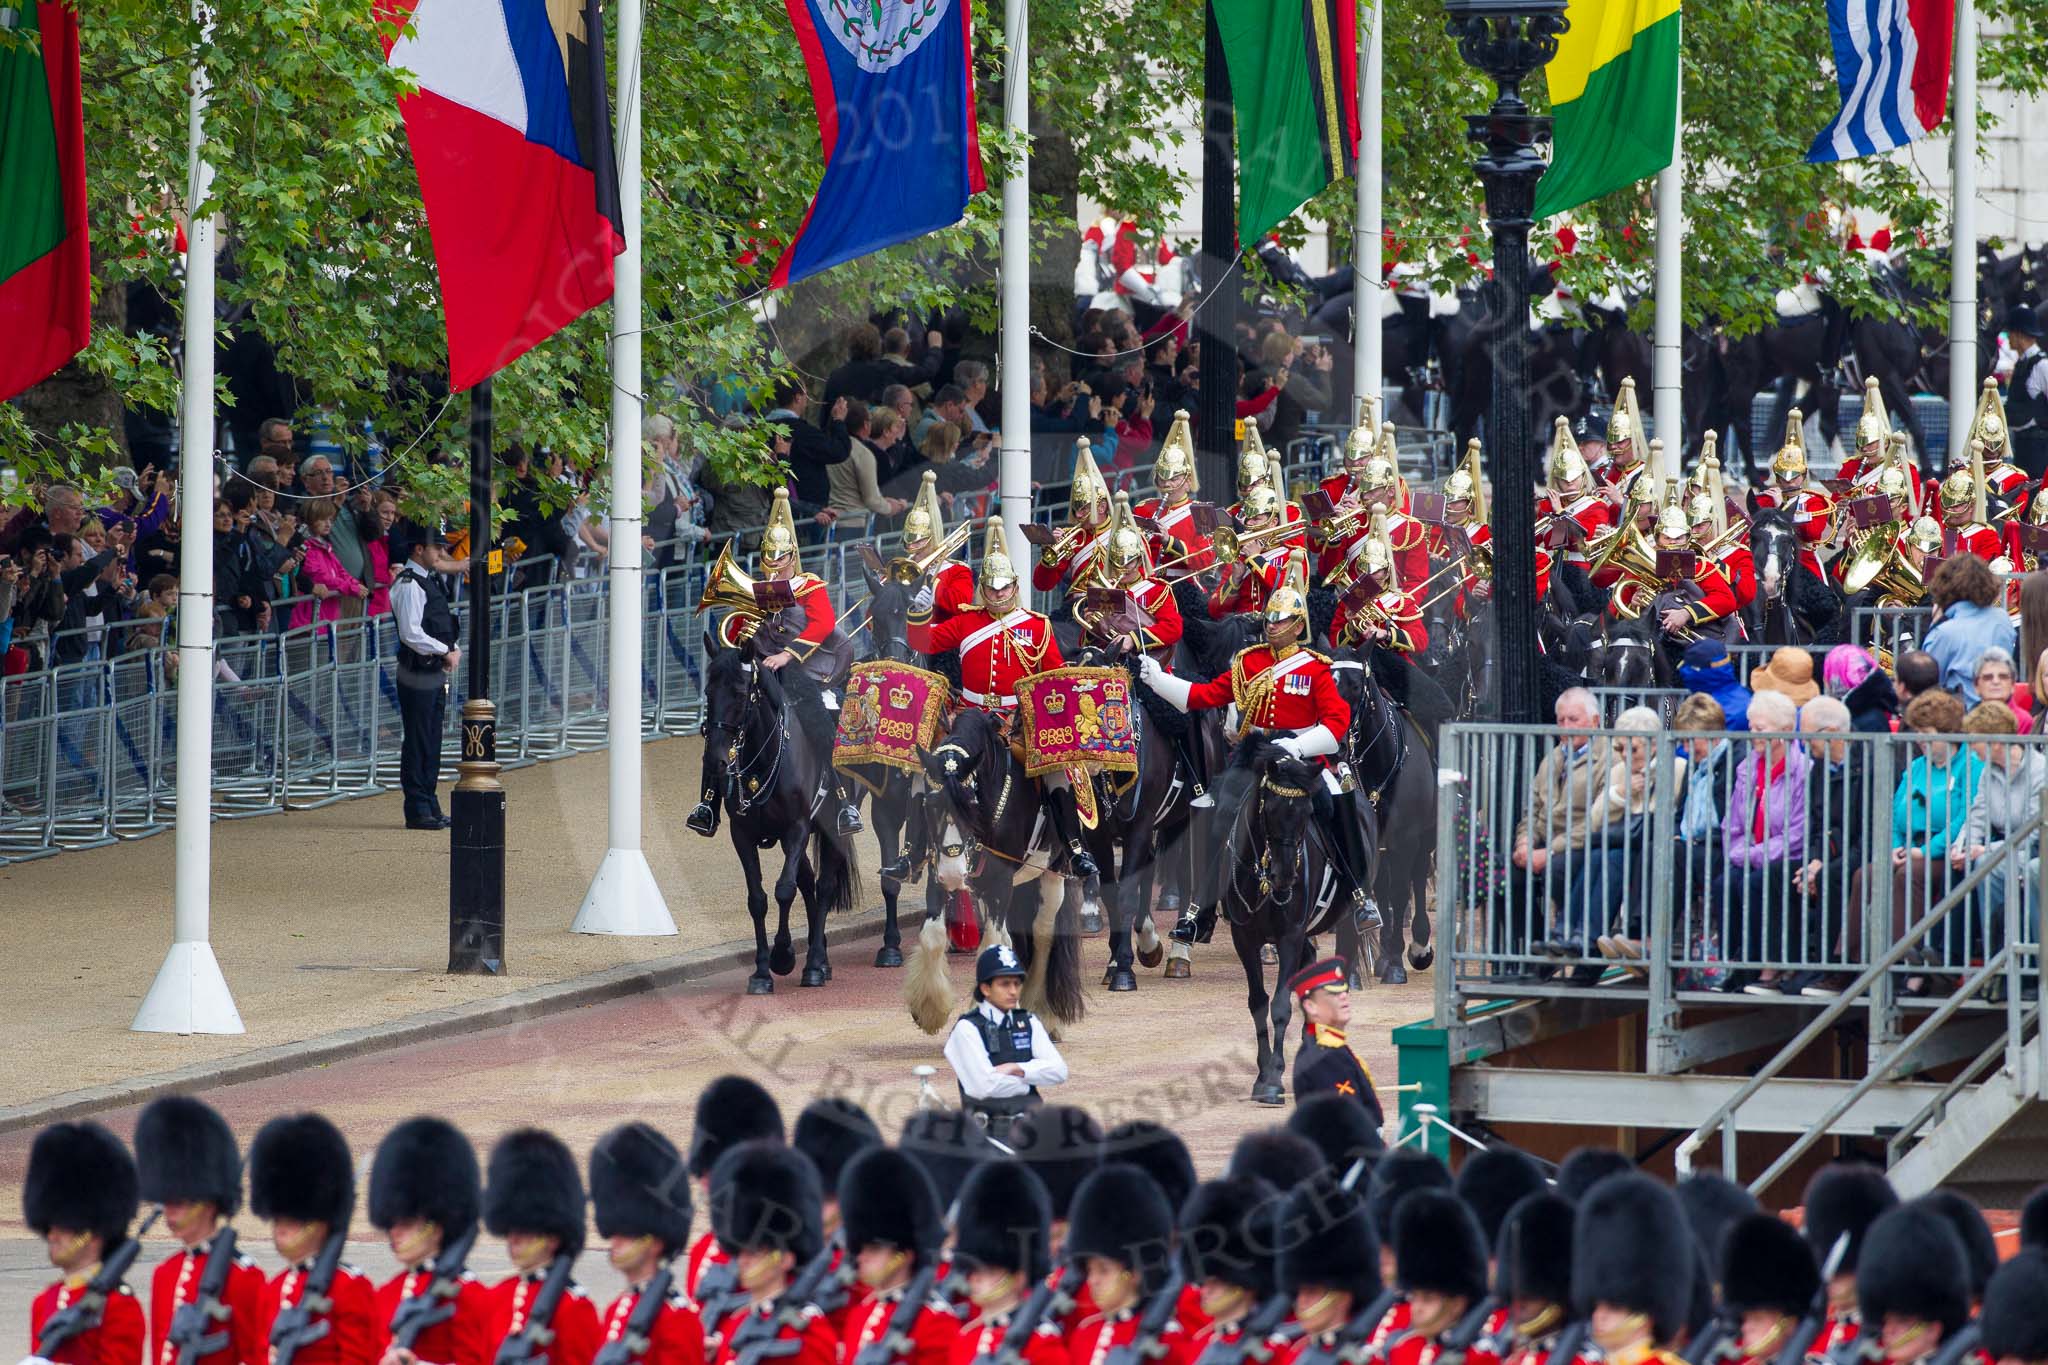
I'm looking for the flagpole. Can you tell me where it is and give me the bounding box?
[135,2,242,1035]
[1949,0,1977,461]
[1351,0,1382,420]
[998,0,1031,569]
[1653,70,1682,475]
[575,0,675,937]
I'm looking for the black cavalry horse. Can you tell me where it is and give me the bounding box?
[1744,504,1841,646]
[1330,652,1433,986]
[700,641,861,993]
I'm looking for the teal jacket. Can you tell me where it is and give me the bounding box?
[1893,751,1985,858]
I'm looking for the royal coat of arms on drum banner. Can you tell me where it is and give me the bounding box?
[833,660,951,784]
[1016,666,1140,778]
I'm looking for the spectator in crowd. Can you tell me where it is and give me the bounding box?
[1895,649,1942,710]
[98,465,172,543]
[828,399,907,526]
[644,413,713,552]
[1679,639,1752,731]
[2017,570,2048,698]
[1257,331,1333,451]
[289,498,370,633]
[1924,555,2016,705]
[953,360,993,435]
[256,416,296,470]
[504,445,576,584]
[1719,688,1812,996]
[1558,706,1680,983]
[1673,692,1736,923]
[1788,695,1868,997]
[1826,643,1899,733]
[1095,376,1158,477]
[1971,647,2031,733]
[213,497,271,634]
[867,407,913,487]
[1889,689,1985,991]
[1955,700,2045,952]
[358,498,395,614]
[878,325,945,392]
[878,384,921,451]
[1029,371,1103,436]
[0,480,85,556]
[58,523,137,665]
[822,323,887,406]
[764,380,852,524]
[132,507,181,587]
[912,384,972,452]
[128,574,178,653]
[8,541,65,670]
[1749,647,1819,709]
[1508,687,1608,977]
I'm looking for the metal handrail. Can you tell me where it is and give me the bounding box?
[1885,1001,2042,1167]
[1674,811,2046,1184]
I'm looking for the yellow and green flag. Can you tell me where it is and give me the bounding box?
[1533,0,1680,219]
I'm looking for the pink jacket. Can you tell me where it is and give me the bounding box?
[365,539,393,617]
[289,536,367,630]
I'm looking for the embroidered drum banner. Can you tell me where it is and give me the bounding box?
[1016,666,1140,777]
[834,661,951,776]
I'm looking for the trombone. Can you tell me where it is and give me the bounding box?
[1151,520,1295,577]
[882,521,972,584]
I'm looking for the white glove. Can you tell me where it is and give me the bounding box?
[910,583,935,614]
[1273,737,1304,760]
[1138,654,1193,712]
[1138,654,1166,686]
[1289,724,1341,760]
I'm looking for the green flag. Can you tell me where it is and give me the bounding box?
[1533,0,1681,219]
[1211,0,1357,242]
[0,1,90,400]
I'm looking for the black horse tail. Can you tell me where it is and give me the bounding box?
[1040,880,1085,1027]
[813,823,863,918]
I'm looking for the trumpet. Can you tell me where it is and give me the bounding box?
[1035,521,1094,566]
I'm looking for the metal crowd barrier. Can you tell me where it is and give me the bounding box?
[1434,722,2047,1072]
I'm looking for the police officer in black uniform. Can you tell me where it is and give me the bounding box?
[2008,305,2048,478]
[388,520,461,831]
[942,945,1069,1140]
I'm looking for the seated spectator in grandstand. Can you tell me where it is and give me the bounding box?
[1558,706,1681,983]
[1719,689,1812,996]
[1671,693,1737,932]
[1972,647,2031,733]
[1955,700,2045,949]
[867,407,913,487]
[289,499,370,632]
[1785,696,1867,996]
[1749,647,1819,708]
[1894,649,1941,710]
[828,399,907,526]
[1924,555,2015,705]
[1678,639,1751,731]
[1889,689,1985,991]
[1825,644,1899,733]
[913,384,973,451]
[1508,687,1609,976]
[954,360,993,435]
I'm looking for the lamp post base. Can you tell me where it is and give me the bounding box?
[449,698,506,975]
[572,847,677,936]
[132,940,245,1035]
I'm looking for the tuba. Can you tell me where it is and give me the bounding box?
[1583,523,1663,618]
[696,539,761,615]
[1840,523,1925,606]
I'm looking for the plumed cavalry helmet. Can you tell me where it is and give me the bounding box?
[1548,415,1589,487]
[760,487,801,566]
[1855,375,1891,450]
[1264,549,1311,631]
[1072,440,1112,523]
[1939,439,1991,522]
[903,470,943,546]
[1772,407,1808,482]
[1607,376,1642,455]
[1363,510,1398,587]
[1874,433,1916,507]
[1156,410,1199,491]
[1237,424,1272,495]
[1905,516,1945,556]
[1684,487,1720,529]
[1939,468,1976,508]
[1655,496,1692,543]
[979,520,1018,595]
[1243,484,1283,524]
[1971,374,2010,454]
[1343,397,1381,473]
[1352,425,1399,495]
[1444,439,1486,520]
[1106,492,1150,574]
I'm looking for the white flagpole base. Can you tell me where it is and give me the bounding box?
[572,847,677,936]
[132,941,245,1035]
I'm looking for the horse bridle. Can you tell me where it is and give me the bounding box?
[708,660,787,815]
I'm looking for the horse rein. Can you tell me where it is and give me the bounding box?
[710,662,788,815]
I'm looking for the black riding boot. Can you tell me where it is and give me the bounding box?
[1326,801,1377,914]
[687,740,723,837]
[836,778,865,837]
[881,797,922,881]
[1048,786,1100,879]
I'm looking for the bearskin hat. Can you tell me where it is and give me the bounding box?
[1069,1164,1177,1295]
[135,1095,242,1215]
[1008,1105,1102,1220]
[709,1141,823,1265]
[590,1122,691,1254]
[1854,1204,1970,1338]
[1276,1168,1381,1301]
[368,1116,480,1242]
[1228,1129,1326,1194]
[23,1122,139,1248]
[1454,1147,1547,1247]
[952,1160,1053,1282]
[1980,1250,2048,1361]
[1181,1177,1280,1299]
[1674,1174,1757,1271]
[1366,1148,1451,1246]
[1286,1094,1385,1175]
[1393,1189,1489,1302]
[1799,1162,1897,1272]
[839,1146,943,1265]
[1555,1147,1633,1204]
[1102,1121,1198,1216]
[898,1109,989,1207]
[1571,1174,1693,1344]
[1719,1213,1819,1319]
[484,1127,587,1257]
[791,1099,881,1199]
[2022,1182,2048,1251]
[1912,1191,1997,1301]
[1493,1192,1573,1306]
[688,1076,784,1177]
[249,1113,355,1230]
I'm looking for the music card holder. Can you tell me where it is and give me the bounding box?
[856,543,887,577]
[1018,523,1057,546]
[1410,491,1449,525]
[1084,587,1129,619]
[1342,573,1384,611]
[1655,550,1697,582]
[750,580,799,612]
[1545,517,1588,549]
[1300,489,1337,522]
[1942,528,1961,557]
[1822,478,1853,495]
[1108,596,1156,638]
[2019,522,2048,556]
[1190,502,1223,536]
[1134,514,1162,535]
[1847,496,1894,530]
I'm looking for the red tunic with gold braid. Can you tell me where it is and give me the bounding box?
[1134,498,1214,574]
[1843,457,1923,506]
[1031,527,1108,598]
[909,607,1064,713]
[373,1270,496,1365]
[1611,557,1740,628]
[1207,546,1293,619]
[1708,542,1757,610]
[839,1286,960,1365]
[715,573,837,657]
[1319,512,1427,594]
[1081,577,1183,660]
[1067,1308,1195,1365]
[1537,492,1615,566]
[594,1282,704,1365]
[1945,522,2004,561]
[33,1278,147,1365]
[1985,458,2030,517]
[260,1263,381,1365]
[483,1274,602,1365]
[927,562,978,625]
[682,1235,726,1303]
[1186,647,1350,750]
[150,1241,269,1365]
[948,1312,1070,1365]
[1752,486,1834,579]
[1330,589,1427,654]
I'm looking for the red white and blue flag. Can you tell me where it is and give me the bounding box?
[1806,0,1954,163]
[379,0,625,391]
[771,0,986,287]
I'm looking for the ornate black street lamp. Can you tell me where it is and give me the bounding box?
[1444,0,1566,725]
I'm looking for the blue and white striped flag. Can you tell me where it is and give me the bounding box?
[1806,0,1955,164]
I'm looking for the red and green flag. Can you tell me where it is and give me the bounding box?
[0,1,89,402]
[1533,0,1680,219]
[1211,0,1357,243]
